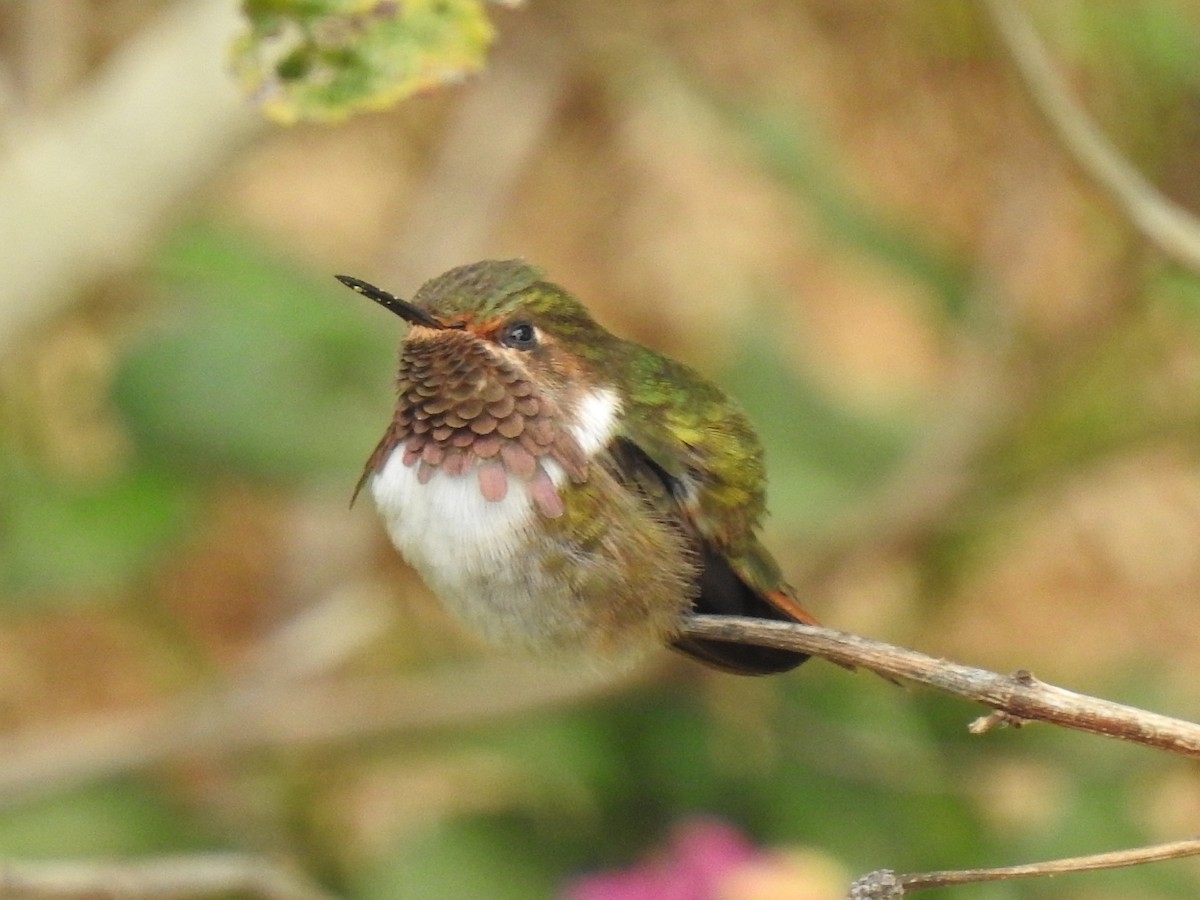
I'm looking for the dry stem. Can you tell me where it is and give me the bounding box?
[849,836,1200,898]
[681,615,1200,758]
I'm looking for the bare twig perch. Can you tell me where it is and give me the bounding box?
[681,615,1200,758]
[981,0,1200,275]
[849,836,1200,898]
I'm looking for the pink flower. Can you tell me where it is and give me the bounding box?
[562,818,760,900]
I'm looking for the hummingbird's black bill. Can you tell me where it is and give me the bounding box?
[335,275,443,329]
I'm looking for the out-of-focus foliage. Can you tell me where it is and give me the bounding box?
[0,779,220,858]
[0,465,194,598]
[736,108,973,321]
[724,331,910,529]
[0,226,391,601]
[116,225,392,480]
[233,0,504,124]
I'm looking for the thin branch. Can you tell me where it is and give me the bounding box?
[849,836,1200,898]
[680,615,1200,758]
[981,0,1200,275]
[0,854,337,900]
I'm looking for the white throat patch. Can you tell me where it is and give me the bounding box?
[569,387,622,459]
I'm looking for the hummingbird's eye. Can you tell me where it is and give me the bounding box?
[500,321,538,350]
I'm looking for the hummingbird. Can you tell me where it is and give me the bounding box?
[337,260,821,675]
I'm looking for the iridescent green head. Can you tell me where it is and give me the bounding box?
[336,260,619,374]
[411,259,544,320]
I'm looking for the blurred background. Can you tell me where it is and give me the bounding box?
[2,1,1200,898]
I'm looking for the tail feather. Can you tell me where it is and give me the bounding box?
[761,587,822,626]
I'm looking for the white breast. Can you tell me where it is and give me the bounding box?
[370,447,538,582]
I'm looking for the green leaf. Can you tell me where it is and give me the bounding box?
[233,0,503,124]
